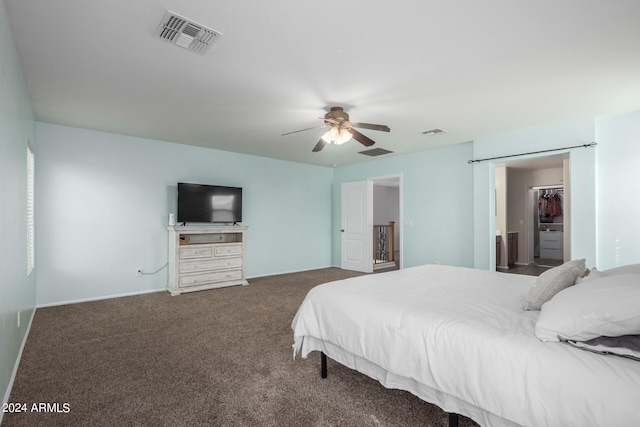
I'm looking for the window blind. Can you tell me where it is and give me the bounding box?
[27,143,35,275]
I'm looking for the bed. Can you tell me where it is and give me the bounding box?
[291,263,640,426]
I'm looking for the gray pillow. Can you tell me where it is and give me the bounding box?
[566,335,640,361]
[522,259,585,311]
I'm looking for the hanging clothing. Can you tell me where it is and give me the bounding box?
[539,190,563,222]
[539,195,548,221]
[547,193,563,220]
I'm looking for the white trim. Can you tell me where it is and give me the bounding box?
[1,308,36,425]
[245,265,335,280]
[36,266,340,308]
[37,288,165,308]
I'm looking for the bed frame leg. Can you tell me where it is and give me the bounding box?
[321,352,327,378]
[319,352,458,426]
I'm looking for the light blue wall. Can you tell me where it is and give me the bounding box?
[2,0,639,402]
[35,123,333,306]
[37,112,639,308]
[595,110,640,269]
[332,142,475,269]
[0,0,36,410]
[472,118,597,269]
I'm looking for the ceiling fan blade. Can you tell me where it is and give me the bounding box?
[320,117,343,125]
[351,122,391,132]
[349,128,375,147]
[312,139,327,152]
[281,124,326,136]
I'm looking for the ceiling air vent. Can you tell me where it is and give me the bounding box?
[358,148,394,157]
[422,128,447,136]
[155,11,222,54]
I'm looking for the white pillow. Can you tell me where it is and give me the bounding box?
[535,274,640,342]
[575,267,604,284]
[522,259,585,311]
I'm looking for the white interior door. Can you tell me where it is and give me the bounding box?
[341,180,373,272]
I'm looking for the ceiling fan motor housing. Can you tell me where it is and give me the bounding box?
[324,106,350,124]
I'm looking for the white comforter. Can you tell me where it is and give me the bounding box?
[292,264,640,427]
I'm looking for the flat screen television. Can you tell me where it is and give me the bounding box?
[177,183,243,224]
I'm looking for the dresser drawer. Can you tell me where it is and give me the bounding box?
[179,243,243,260]
[179,245,213,260]
[179,257,243,274]
[179,269,243,288]
[540,233,563,249]
[214,244,243,257]
[540,247,563,260]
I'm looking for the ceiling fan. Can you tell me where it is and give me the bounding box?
[282,106,391,152]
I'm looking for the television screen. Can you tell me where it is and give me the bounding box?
[177,183,243,224]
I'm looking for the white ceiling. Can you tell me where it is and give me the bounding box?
[5,0,640,167]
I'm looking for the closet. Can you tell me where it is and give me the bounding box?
[535,186,563,260]
[499,154,568,270]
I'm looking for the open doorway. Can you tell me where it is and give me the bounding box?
[372,176,401,271]
[495,154,569,276]
[340,175,402,273]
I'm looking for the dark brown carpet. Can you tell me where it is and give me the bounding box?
[3,268,478,427]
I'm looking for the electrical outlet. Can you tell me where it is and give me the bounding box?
[136,268,143,277]
[17,310,21,328]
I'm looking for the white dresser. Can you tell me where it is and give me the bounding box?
[539,230,563,260]
[167,225,248,295]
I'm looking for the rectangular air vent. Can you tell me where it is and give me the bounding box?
[155,11,222,54]
[358,148,394,157]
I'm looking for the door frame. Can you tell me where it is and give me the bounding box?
[371,174,402,270]
[340,174,403,272]
[493,154,569,268]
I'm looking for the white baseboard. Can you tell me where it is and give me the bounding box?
[246,265,335,280]
[1,307,36,425]
[37,288,165,308]
[373,261,396,270]
[38,266,341,308]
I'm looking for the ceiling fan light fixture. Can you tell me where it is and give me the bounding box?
[321,126,352,145]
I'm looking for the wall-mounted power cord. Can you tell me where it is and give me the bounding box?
[136,263,168,277]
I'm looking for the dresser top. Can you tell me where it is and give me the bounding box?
[167,225,248,234]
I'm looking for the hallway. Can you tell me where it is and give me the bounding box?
[499,258,563,276]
